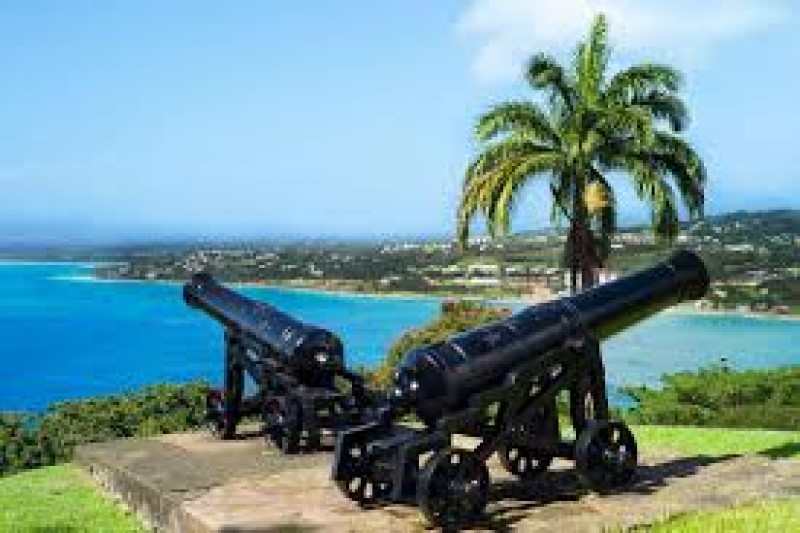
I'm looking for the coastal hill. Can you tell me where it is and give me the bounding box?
[82,209,800,315]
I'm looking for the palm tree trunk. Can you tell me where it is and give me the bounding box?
[570,261,579,294]
[567,220,599,294]
[581,254,596,289]
[567,222,581,294]
[567,172,599,294]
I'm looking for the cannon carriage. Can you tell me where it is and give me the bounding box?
[332,250,709,527]
[184,273,374,453]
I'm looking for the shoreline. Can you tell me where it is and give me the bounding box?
[81,270,800,321]
[0,260,98,268]
[230,279,447,302]
[662,305,800,322]
[13,260,797,321]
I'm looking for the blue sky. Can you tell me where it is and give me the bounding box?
[0,0,797,243]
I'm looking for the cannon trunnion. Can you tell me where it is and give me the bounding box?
[332,251,709,528]
[184,273,373,453]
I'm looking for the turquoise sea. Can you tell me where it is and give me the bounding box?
[1,262,799,412]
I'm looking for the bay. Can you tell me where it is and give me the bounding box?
[1,262,798,412]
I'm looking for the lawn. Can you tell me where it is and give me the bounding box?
[632,425,800,458]
[0,464,144,532]
[634,499,800,532]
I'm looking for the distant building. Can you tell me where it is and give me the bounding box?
[467,263,500,276]
[597,269,619,284]
[454,277,501,286]
[724,243,755,252]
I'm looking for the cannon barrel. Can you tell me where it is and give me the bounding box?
[183,273,344,371]
[392,250,709,423]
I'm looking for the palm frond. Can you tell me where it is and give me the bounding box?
[484,169,522,238]
[459,151,563,244]
[456,170,493,247]
[549,175,573,226]
[576,14,609,103]
[459,154,529,246]
[464,138,554,185]
[633,91,689,132]
[650,133,706,217]
[610,153,682,241]
[525,53,577,110]
[651,180,680,241]
[483,152,563,237]
[604,63,683,103]
[475,101,559,145]
[594,104,656,150]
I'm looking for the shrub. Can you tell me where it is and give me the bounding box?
[0,381,208,476]
[367,300,511,388]
[623,365,800,430]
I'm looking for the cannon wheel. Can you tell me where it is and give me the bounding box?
[334,440,392,507]
[265,398,302,454]
[417,448,489,528]
[575,420,637,490]
[497,444,552,481]
[497,407,555,481]
[205,389,235,440]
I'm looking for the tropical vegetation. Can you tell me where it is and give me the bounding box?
[624,365,800,431]
[456,14,706,292]
[367,300,511,387]
[0,382,207,476]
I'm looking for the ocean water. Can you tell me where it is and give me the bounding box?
[1,262,798,412]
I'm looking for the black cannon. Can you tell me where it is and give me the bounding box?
[332,250,709,527]
[184,273,373,453]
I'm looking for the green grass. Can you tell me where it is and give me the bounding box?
[0,464,144,532]
[632,425,800,458]
[632,499,800,532]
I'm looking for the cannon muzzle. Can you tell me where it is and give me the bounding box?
[570,249,709,339]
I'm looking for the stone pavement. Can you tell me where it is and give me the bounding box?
[76,429,800,532]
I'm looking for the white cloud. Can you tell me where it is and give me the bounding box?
[457,0,790,83]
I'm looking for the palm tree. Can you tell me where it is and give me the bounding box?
[456,14,705,293]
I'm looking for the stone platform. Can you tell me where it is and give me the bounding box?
[76,429,800,532]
